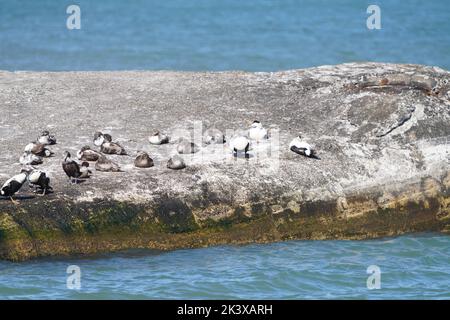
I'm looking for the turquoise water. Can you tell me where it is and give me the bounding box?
[0,234,449,299]
[1,0,450,71]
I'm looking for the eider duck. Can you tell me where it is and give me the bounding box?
[167,155,186,170]
[93,132,104,146]
[79,161,92,178]
[62,151,90,183]
[23,168,53,195]
[95,155,122,172]
[134,151,154,168]
[24,142,53,157]
[19,151,43,166]
[103,133,113,142]
[248,120,268,142]
[93,131,112,147]
[94,132,127,155]
[289,135,320,159]
[37,130,57,145]
[148,131,169,145]
[100,141,127,155]
[203,128,226,145]
[229,135,250,157]
[0,171,28,204]
[177,139,200,154]
[77,145,102,162]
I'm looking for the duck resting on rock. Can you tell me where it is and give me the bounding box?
[134,151,154,168]
[101,141,128,155]
[77,145,102,162]
[289,135,320,159]
[93,132,112,147]
[25,142,54,157]
[95,155,122,172]
[148,131,170,145]
[93,132,127,155]
[248,120,268,142]
[37,130,57,145]
[167,155,186,170]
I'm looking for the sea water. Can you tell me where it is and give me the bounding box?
[1,0,449,71]
[0,234,449,299]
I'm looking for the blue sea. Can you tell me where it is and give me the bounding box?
[1,0,450,71]
[0,234,449,299]
[1,0,450,299]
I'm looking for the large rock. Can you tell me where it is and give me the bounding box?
[0,63,449,261]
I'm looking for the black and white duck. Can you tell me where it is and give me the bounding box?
[23,168,53,195]
[0,171,28,204]
[248,120,268,142]
[93,131,112,147]
[148,131,170,145]
[229,134,250,157]
[37,130,57,145]
[289,135,320,159]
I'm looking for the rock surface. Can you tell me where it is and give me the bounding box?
[0,62,449,261]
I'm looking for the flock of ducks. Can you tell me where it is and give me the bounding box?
[0,121,318,204]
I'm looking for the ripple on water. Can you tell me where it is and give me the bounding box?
[0,233,449,299]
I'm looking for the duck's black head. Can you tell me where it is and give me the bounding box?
[80,145,91,152]
[63,151,71,161]
[253,120,260,124]
[81,161,89,168]
[103,133,112,142]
